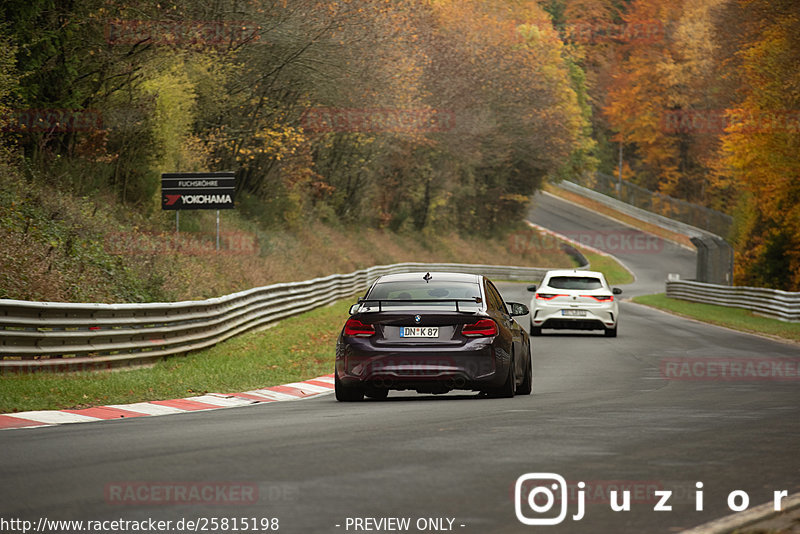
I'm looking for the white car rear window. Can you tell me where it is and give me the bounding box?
[547,276,603,290]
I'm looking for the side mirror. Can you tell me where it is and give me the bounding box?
[508,302,530,317]
[349,304,361,315]
[526,284,537,293]
[612,288,623,295]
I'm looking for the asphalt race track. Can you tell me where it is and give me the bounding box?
[1,192,798,533]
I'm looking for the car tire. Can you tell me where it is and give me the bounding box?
[491,355,516,398]
[335,373,364,402]
[530,321,542,336]
[516,345,532,396]
[604,325,617,338]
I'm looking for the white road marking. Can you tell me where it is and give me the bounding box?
[5,411,101,424]
[106,403,187,416]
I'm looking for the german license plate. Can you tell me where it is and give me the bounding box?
[400,327,439,338]
[562,309,586,317]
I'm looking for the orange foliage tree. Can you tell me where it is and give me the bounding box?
[715,0,800,290]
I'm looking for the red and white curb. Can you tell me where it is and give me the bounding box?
[0,374,335,431]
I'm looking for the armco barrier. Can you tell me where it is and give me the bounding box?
[556,179,794,320]
[588,171,733,237]
[557,180,734,285]
[558,180,707,239]
[0,262,552,371]
[666,279,800,322]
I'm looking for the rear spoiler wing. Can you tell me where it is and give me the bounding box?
[356,297,482,313]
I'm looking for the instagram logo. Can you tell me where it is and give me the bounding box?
[515,473,573,525]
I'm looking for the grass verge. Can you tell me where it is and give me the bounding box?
[518,223,634,286]
[544,183,695,249]
[1,170,577,303]
[0,300,352,413]
[633,294,800,343]
[578,249,635,286]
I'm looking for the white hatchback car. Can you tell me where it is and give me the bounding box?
[527,270,622,337]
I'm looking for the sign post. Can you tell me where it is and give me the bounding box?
[161,172,236,252]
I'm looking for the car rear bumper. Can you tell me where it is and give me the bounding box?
[336,340,510,392]
[532,306,617,330]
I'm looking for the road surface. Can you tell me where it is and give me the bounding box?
[1,192,797,533]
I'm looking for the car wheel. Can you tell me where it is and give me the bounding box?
[335,373,364,402]
[491,355,516,398]
[516,345,532,396]
[530,321,542,336]
[364,387,389,400]
[604,325,617,338]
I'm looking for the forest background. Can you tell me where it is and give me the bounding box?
[1,0,797,301]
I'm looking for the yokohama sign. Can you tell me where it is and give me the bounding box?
[161,172,236,210]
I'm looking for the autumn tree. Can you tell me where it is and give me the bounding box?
[2,0,592,236]
[413,0,590,231]
[714,0,800,290]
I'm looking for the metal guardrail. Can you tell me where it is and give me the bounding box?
[666,279,800,322]
[556,179,796,321]
[558,180,708,239]
[557,180,734,285]
[586,172,733,238]
[0,262,550,371]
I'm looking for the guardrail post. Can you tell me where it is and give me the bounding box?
[691,236,733,286]
[690,237,709,283]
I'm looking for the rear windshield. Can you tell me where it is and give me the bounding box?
[365,281,481,309]
[547,276,603,290]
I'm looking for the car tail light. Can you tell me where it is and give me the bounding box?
[344,318,375,336]
[462,319,498,337]
[535,293,566,300]
[581,295,614,302]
